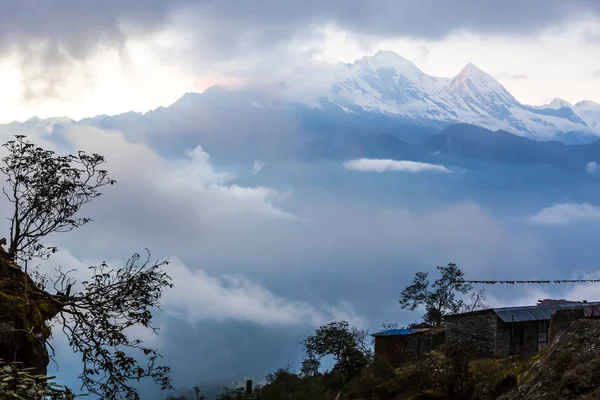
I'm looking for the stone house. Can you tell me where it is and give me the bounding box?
[444,300,600,358]
[372,328,445,366]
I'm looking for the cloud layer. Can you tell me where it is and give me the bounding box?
[528,203,600,225]
[37,249,361,330]
[2,1,599,68]
[2,0,600,105]
[343,158,451,173]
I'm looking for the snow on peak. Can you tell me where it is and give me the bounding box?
[449,62,511,95]
[551,98,572,108]
[369,50,412,64]
[443,62,519,120]
[324,50,598,139]
[572,100,600,129]
[575,100,600,109]
[353,50,421,76]
[544,98,573,110]
[459,62,488,78]
[328,50,453,117]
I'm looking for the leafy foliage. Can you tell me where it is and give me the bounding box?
[1,135,115,264]
[399,263,478,326]
[0,358,81,399]
[0,135,173,399]
[301,321,372,379]
[56,251,174,399]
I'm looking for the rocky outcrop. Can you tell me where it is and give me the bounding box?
[500,319,600,400]
[0,254,59,375]
[548,307,586,344]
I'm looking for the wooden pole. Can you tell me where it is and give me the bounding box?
[510,315,515,358]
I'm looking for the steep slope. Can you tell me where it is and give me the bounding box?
[574,100,600,130]
[444,63,520,120]
[327,50,456,122]
[502,319,600,400]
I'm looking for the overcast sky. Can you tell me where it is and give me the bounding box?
[1,1,600,123]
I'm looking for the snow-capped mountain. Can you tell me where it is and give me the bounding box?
[534,98,573,110]
[324,50,600,141]
[574,100,600,130]
[328,51,456,120]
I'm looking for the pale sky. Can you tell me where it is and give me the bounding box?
[1,1,600,123]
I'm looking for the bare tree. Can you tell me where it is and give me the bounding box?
[0,135,174,399]
[461,289,488,313]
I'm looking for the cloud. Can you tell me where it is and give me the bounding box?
[162,257,364,327]
[586,161,599,175]
[253,160,265,175]
[343,158,451,173]
[2,0,600,100]
[485,269,600,308]
[528,203,600,225]
[36,248,361,329]
[0,122,300,265]
[173,145,236,185]
[65,124,298,222]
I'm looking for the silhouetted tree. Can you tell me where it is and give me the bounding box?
[301,321,371,379]
[1,135,115,265]
[399,263,478,326]
[0,135,173,399]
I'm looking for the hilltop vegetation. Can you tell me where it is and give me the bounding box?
[206,318,600,400]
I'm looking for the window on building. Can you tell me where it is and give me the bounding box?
[537,320,549,352]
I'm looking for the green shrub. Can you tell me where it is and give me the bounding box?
[0,358,81,399]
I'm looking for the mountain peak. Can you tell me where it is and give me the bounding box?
[372,49,408,61]
[354,50,419,72]
[447,61,514,97]
[456,62,491,81]
[548,98,573,109]
[575,100,600,109]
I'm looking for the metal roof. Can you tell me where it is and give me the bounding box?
[583,304,600,318]
[493,301,600,323]
[445,301,600,323]
[371,328,431,337]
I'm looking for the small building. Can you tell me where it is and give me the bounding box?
[372,328,444,366]
[444,300,600,358]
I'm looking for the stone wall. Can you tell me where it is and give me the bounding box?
[496,320,542,357]
[445,310,497,357]
[549,307,585,343]
[495,323,511,358]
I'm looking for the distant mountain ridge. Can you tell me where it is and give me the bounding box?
[324,50,600,142]
[75,50,600,146]
[304,123,600,174]
[4,50,600,164]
